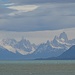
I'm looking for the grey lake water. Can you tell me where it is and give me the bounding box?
[0,60,75,75]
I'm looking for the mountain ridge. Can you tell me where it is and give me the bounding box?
[37,45,75,60]
[0,32,75,60]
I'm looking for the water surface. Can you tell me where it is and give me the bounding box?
[0,60,75,75]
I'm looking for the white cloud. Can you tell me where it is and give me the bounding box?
[4,3,15,6]
[8,5,39,11]
[7,5,39,16]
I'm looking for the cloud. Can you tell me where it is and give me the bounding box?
[0,3,75,31]
[4,3,15,6]
[9,0,75,5]
[7,5,39,16]
[7,5,39,12]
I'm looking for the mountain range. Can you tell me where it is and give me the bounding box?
[0,32,75,60]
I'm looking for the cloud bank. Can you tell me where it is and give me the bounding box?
[0,0,75,32]
[9,0,75,4]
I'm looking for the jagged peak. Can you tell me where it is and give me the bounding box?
[59,32,68,42]
[19,37,30,44]
[52,36,59,43]
[46,40,50,44]
[54,36,59,39]
[59,32,67,37]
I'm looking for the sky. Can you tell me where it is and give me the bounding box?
[0,28,75,44]
[0,0,75,44]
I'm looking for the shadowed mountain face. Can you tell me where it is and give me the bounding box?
[0,47,36,60]
[0,47,22,60]
[58,45,75,59]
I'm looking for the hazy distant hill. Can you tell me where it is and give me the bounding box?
[57,45,75,60]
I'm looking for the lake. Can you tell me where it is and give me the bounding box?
[0,60,75,75]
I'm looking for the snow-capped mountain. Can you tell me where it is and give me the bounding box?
[0,39,17,53]
[32,40,65,58]
[0,32,75,60]
[35,32,72,56]
[59,32,68,42]
[0,38,36,55]
[51,32,72,50]
[31,32,75,58]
